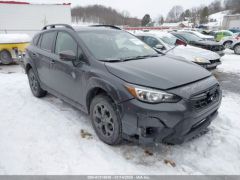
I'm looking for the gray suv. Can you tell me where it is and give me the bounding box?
[23,24,222,145]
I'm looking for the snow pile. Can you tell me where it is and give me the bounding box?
[0,52,240,175]
[218,51,240,74]
[0,34,31,44]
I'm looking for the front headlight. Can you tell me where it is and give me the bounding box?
[194,57,210,63]
[125,84,181,103]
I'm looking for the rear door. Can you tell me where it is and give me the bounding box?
[49,31,85,105]
[34,31,57,87]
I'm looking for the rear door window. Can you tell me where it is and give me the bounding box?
[40,31,56,52]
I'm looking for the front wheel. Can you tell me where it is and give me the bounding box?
[90,95,122,145]
[223,41,232,49]
[27,68,47,97]
[234,44,240,55]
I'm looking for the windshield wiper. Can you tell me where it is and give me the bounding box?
[120,54,159,61]
[164,46,178,54]
[99,54,158,62]
[99,59,122,62]
[153,48,166,55]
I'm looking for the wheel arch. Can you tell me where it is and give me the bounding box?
[223,40,233,44]
[25,63,32,73]
[233,42,240,49]
[85,77,125,114]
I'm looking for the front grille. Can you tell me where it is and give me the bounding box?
[190,85,220,110]
[210,59,221,63]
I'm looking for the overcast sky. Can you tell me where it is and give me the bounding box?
[16,0,216,19]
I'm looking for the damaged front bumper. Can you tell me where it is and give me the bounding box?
[119,77,222,145]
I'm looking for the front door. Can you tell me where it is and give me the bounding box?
[48,31,85,105]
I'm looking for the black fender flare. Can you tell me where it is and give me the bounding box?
[85,76,129,115]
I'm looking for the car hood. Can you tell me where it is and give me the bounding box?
[105,55,211,90]
[168,45,220,61]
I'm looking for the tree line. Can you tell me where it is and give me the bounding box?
[161,0,240,25]
[71,5,141,26]
[71,1,240,27]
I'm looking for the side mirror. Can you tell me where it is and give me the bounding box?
[175,39,187,46]
[59,50,76,61]
[155,44,165,50]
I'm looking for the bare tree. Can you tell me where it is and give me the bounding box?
[157,15,164,25]
[209,0,222,14]
[166,5,184,22]
[224,0,240,14]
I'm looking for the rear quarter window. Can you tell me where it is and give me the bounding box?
[32,34,40,46]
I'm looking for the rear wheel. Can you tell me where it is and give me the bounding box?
[27,68,47,97]
[234,44,240,55]
[0,50,13,65]
[223,41,232,49]
[90,95,122,145]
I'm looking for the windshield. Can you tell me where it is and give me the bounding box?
[179,33,203,42]
[78,30,157,61]
[156,33,178,46]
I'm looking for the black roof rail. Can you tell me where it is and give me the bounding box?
[42,24,74,31]
[90,25,121,30]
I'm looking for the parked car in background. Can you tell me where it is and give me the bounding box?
[230,39,240,55]
[171,31,225,56]
[135,31,221,70]
[229,29,240,34]
[0,34,30,64]
[202,30,217,37]
[214,30,234,42]
[23,24,222,145]
[219,32,240,48]
[180,30,215,41]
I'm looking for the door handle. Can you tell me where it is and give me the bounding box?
[32,53,38,57]
[50,60,55,64]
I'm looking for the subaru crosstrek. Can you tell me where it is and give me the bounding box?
[23,24,222,145]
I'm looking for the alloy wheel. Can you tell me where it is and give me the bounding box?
[29,71,39,94]
[93,103,115,138]
[235,45,240,54]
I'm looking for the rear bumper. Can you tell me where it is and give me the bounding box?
[120,85,222,145]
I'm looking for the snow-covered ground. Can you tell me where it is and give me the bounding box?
[0,34,31,44]
[0,51,240,175]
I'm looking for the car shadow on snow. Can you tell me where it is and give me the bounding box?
[40,93,215,170]
[213,70,240,95]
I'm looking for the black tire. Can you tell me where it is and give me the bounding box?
[234,44,240,55]
[0,50,13,65]
[223,41,232,49]
[27,68,47,97]
[90,94,122,145]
